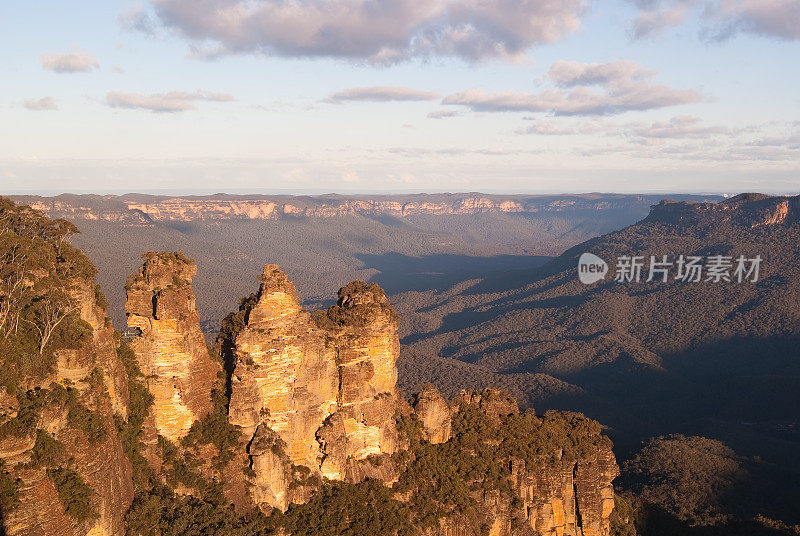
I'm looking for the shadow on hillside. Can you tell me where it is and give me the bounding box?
[355,252,551,294]
[401,275,613,346]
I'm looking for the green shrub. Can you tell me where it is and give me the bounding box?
[0,460,20,512]
[67,399,106,444]
[47,467,97,522]
[29,430,67,468]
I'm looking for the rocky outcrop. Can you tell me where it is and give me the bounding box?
[0,276,134,536]
[452,388,519,422]
[510,448,617,536]
[125,252,219,443]
[321,280,400,461]
[645,193,800,229]
[412,384,452,444]
[424,389,617,536]
[224,265,339,508]
[222,266,400,510]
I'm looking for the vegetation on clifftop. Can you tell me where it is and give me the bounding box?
[0,197,94,390]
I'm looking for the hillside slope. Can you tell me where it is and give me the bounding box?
[396,194,800,523]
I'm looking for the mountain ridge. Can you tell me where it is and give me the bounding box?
[11,193,723,223]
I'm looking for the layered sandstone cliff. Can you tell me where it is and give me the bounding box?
[645,193,800,228]
[412,384,452,444]
[509,448,617,536]
[125,252,220,443]
[319,280,400,462]
[16,193,703,224]
[0,277,134,536]
[424,389,617,536]
[224,265,339,508]
[221,266,400,510]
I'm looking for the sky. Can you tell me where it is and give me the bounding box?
[1,0,798,195]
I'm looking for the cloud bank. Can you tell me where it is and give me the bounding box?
[133,0,585,62]
[41,52,100,73]
[23,97,58,111]
[105,90,235,112]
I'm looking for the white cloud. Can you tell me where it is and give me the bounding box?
[119,5,156,34]
[105,90,235,112]
[41,51,99,73]
[325,86,439,103]
[631,4,690,39]
[443,60,703,116]
[133,0,586,62]
[706,0,800,40]
[745,132,800,148]
[23,97,58,111]
[387,147,538,157]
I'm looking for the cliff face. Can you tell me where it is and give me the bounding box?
[430,448,617,536]
[412,384,452,444]
[424,390,617,536]
[14,193,719,224]
[125,252,220,443]
[0,272,134,536]
[322,280,400,461]
[509,449,617,536]
[644,193,800,229]
[225,265,339,508]
[222,266,400,510]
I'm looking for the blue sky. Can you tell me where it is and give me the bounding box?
[1,0,798,194]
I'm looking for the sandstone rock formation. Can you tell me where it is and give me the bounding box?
[432,389,617,536]
[411,384,452,444]
[452,388,519,422]
[645,193,800,228]
[0,276,134,536]
[510,448,618,536]
[319,280,400,462]
[125,252,219,443]
[221,266,400,510]
[224,265,339,508]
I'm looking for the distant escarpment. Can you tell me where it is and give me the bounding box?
[398,193,800,532]
[13,192,721,224]
[644,193,800,229]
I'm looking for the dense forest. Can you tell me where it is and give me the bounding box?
[395,194,800,532]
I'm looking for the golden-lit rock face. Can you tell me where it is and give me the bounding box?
[1,278,134,536]
[412,384,452,444]
[508,447,618,536]
[123,197,526,220]
[227,265,339,483]
[24,194,665,225]
[125,252,219,443]
[223,265,400,510]
[328,281,400,461]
